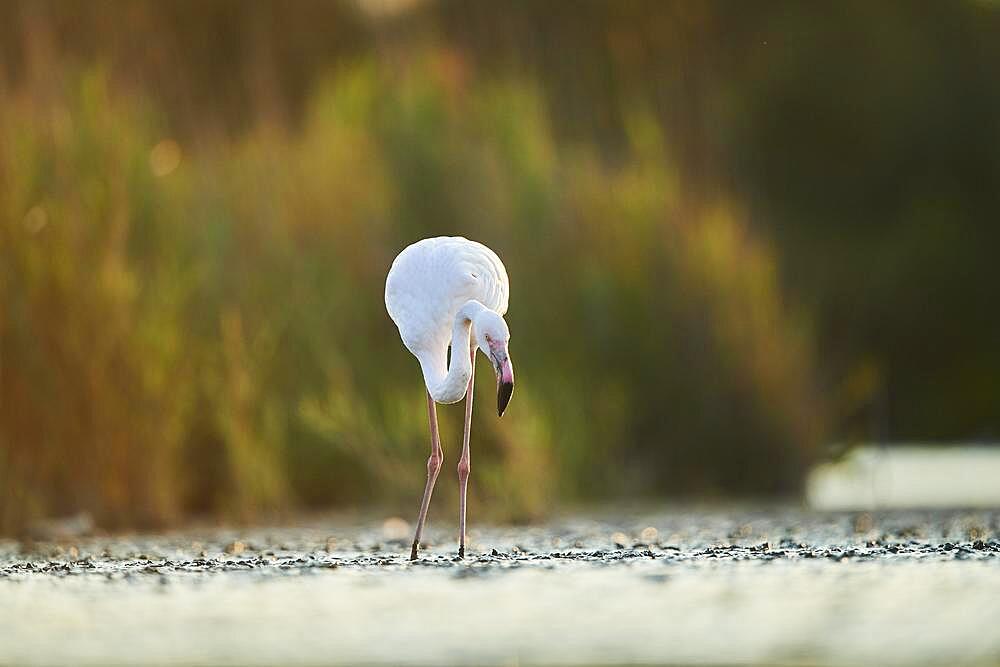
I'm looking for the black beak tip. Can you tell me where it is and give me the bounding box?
[497,381,514,417]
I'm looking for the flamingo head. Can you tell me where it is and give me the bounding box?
[474,310,514,417]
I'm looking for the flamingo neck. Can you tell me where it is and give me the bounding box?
[419,300,486,404]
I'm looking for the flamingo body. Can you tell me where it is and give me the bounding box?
[384,236,514,559]
[386,236,509,367]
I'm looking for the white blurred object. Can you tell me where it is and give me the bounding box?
[27,512,95,541]
[807,445,1000,510]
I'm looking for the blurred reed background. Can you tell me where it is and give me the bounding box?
[1,1,998,533]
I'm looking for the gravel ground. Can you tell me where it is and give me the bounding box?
[2,505,1000,666]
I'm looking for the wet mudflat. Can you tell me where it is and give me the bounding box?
[2,506,1000,666]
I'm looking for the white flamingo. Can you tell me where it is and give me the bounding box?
[385,236,514,560]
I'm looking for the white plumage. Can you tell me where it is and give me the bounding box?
[386,236,510,403]
[386,236,508,350]
[384,236,515,560]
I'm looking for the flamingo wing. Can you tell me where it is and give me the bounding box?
[385,236,509,359]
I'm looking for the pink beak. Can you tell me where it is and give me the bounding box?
[490,343,514,417]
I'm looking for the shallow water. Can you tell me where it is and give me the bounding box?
[3,506,1000,666]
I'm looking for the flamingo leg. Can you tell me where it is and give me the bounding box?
[410,390,443,561]
[457,346,475,558]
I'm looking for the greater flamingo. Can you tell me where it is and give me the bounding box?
[385,236,514,560]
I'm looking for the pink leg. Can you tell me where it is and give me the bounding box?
[458,346,475,558]
[410,391,443,561]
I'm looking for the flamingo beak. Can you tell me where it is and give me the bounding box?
[491,346,514,417]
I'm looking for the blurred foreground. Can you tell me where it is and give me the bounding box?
[3,506,1000,666]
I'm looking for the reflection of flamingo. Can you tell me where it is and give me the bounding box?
[385,237,515,560]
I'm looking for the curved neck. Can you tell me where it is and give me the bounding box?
[419,300,487,404]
